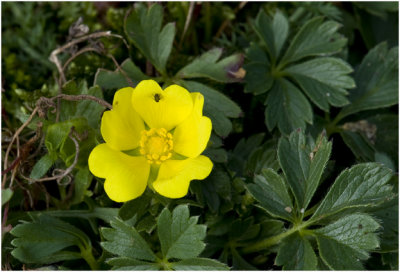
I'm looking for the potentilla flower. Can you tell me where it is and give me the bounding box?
[88,80,213,202]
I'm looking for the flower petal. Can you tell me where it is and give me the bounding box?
[131,80,193,131]
[101,87,145,151]
[152,155,213,198]
[173,93,212,158]
[88,144,150,202]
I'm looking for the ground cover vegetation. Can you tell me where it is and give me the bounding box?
[1,2,398,270]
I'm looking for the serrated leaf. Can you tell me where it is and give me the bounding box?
[11,215,91,264]
[312,163,393,220]
[29,153,54,179]
[275,232,317,270]
[243,43,273,95]
[157,205,206,260]
[107,257,160,270]
[101,218,157,262]
[252,10,289,59]
[265,79,313,134]
[278,130,332,211]
[281,17,347,64]
[177,48,243,83]
[316,214,380,270]
[338,43,398,119]
[286,57,354,111]
[94,59,149,90]
[125,3,175,74]
[181,80,241,137]
[247,168,293,221]
[171,258,229,270]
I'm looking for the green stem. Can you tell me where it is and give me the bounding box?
[81,247,98,270]
[241,220,315,254]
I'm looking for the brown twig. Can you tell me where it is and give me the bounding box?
[2,94,112,188]
[2,107,39,188]
[62,47,103,72]
[49,31,127,85]
[179,2,196,49]
[107,53,134,87]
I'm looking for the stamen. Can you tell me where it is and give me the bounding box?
[139,128,174,164]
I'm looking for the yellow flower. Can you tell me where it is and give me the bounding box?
[88,80,213,202]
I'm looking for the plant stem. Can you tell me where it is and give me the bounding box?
[81,248,99,270]
[241,220,314,254]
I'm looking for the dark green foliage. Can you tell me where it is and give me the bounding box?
[2,2,398,271]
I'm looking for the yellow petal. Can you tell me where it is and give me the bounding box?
[152,155,213,198]
[88,144,150,202]
[101,87,145,151]
[131,80,193,131]
[173,93,212,158]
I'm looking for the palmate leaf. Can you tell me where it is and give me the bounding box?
[312,163,393,220]
[247,169,293,221]
[101,205,227,270]
[338,42,398,119]
[245,10,351,134]
[275,232,317,270]
[157,205,206,260]
[280,16,347,65]
[316,214,380,270]
[176,48,244,83]
[285,57,355,111]
[278,130,332,211]
[125,3,175,75]
[265,79,312,135]
[252,10,289,59]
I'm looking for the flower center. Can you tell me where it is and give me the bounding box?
[139,128,173,164]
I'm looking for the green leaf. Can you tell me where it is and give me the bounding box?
[75,85,104,129]
[171,258,229,270]
[94,59,149,90]
[177,48,244,83]
[181,80,241,137]
[157,205,206,260]
[2,188,14,206]
[312,163,393,220]
[125,3,175,74]
[244,43,273,95]
[107,257,160,270]
[340,130,375,161]
[71,167,93,205]
[316,214,380,270]
[275,232,317,270]
[29,153,54,179]
[285,57,355,111]
[265,79,312,134]
[11,214,91,264]
[278,130,332,210]
[338,43,398,119]
[247,168,293,221]
[281,17,347,65]
[252,10,289,59]
[45,117,88,155]
[101,218,157,262]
